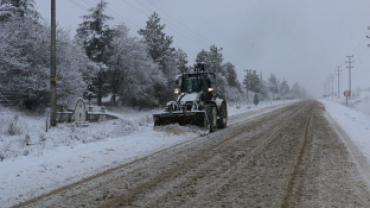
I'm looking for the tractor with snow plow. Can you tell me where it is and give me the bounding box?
[153,63,228,132]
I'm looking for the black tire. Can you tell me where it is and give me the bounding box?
[217,102,227,128]
[206,104,217,132]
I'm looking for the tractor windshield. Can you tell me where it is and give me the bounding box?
[182,74,206,93]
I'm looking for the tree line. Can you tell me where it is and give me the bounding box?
[0,0,306,111]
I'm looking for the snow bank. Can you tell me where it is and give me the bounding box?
[324,91,370,115]
[0,106,147,161]
[320,99,370,167]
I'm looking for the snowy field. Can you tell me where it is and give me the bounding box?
[0,100,290,207]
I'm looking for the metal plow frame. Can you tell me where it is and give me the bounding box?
[153,111,206,127]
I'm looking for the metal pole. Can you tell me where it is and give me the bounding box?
[50,0,57,126]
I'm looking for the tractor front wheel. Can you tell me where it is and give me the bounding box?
[217,102,227,128]
[206,104,217,132]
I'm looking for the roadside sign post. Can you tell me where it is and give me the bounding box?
[344,90,351,106]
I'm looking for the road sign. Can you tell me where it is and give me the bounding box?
[344,90,351,98]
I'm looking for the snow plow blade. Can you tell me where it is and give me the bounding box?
[153,112,206,127]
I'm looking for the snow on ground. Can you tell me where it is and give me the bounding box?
[320,96,370,168]
[0,100,293,207]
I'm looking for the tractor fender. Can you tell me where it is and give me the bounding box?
[215,97,223,109]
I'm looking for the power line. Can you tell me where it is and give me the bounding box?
[136,0,212,47]
[79,0,142,31]
[145,0,215,46]
[68,0,89,11]
[120,0,211,48]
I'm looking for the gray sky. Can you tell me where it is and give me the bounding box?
[35,0,370,97]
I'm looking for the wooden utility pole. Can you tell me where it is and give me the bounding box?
[345,55,354,99]
[50,0,57,126]
[330,74,334,99]
[335,66,342,99]
[210,46,222,86]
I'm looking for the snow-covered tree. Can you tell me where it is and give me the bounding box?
[260,80,269,100]
[75,0,114,105]
[138,12,180,105]
[280,80,290,96]
[223,62,241,89]
[291,82,301,98]
[138,12,173,63]
[268,73,278,100]
[243,69,260,101]
[209,45,224,75]
[108,24,165,108]
[0,14,87,109]
[249,70,261,93]
[0,0,39,22]
[174,48,189,73]
[76,0,113,64]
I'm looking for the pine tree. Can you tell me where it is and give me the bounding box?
[223,62,240,89]
[195,49,210,70]
[76,0,114,105]
[138,12,174,71]
[253,93,259,105]
[175,48,189,73]
[291,82,301,98]
[260,80,269,100]
[243,69,252,101]
[268,74,278,100]
[280,80,290,97]
[0,0,39,22]
[249,70,261,93]
[209,45,224,75]
[243,70,260,101]
[138,12,179,105]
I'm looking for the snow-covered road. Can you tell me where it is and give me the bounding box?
[2,99,370,207]
[0,100,292,207]
[9,100,370,207]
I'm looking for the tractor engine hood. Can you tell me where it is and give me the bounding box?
[178,92,200,105]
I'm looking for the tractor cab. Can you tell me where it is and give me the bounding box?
[175,63,217,102]
[180,73,216,101]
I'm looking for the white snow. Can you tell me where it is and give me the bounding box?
[320,97,370,164]
[0,99,335,207]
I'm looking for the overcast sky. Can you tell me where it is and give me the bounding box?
[34,0,370,97]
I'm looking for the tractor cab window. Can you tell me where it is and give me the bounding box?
[182,75,205,93]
